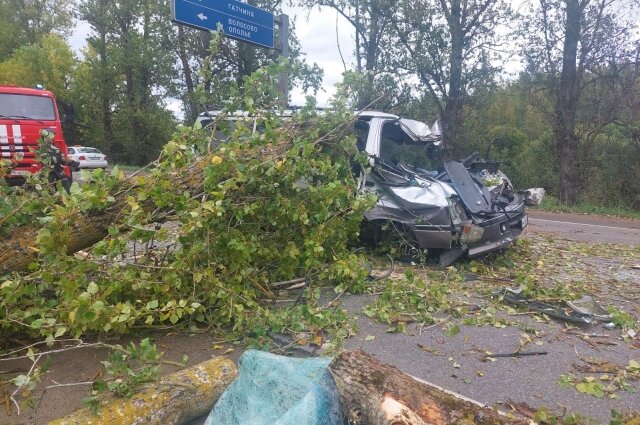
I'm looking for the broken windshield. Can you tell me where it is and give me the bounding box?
[379,120,439,172]
[0,94,56,121]
[399,119,434,140]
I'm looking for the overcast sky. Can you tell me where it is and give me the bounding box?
[68,4,357,116]
[285,5,356,106]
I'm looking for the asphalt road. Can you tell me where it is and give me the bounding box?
[527,209,640,245]
[339,209,640,423]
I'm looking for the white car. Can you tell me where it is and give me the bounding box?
[67,146,108,169]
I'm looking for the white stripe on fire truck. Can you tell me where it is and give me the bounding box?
[12,125,23,145]
[0,125,8,144]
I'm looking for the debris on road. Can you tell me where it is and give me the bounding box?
[488,351,548,359]
[493,287,600,324]
[567,295,612,321]
[524,187,545,206]
[205,350,342,425]
[329,349,528,424]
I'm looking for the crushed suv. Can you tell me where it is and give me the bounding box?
[355,111,527,266]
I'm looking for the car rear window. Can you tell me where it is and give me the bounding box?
[78,147,102,154]
[0,94,56,120]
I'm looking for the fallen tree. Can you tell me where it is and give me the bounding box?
[48,356,237,425]
[0,91,372,342]
[0,157,208,274]
[329,350,526,425]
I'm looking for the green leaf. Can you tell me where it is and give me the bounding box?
[87,282,99,295]
[445,324,461,337]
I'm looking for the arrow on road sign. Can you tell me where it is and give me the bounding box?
[197,12,207,20]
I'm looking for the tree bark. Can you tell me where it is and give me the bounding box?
[177,26,198,124]
[553,0,584,205]
[329,350,526,425]
[0,158,209,274]
[48,356,237,425]
[441,0,465,159]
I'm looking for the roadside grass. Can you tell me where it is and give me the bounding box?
[112,163,143,173]
[536,195,640,220]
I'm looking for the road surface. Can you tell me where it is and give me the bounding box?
[341,209,639,423]
[527,209,640,245]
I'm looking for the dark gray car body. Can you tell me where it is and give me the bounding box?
[356,111,527,265]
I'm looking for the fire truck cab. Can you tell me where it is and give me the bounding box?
[0,85,72,186]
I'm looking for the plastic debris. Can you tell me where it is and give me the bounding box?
[567,295,612,321]
[524,188,545,206]
[494,287,594,324]
[204,349,343,425]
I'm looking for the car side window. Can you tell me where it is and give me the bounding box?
[354,120,369,152]
[68,148,75,154]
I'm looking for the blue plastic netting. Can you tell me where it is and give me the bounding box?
[204,349,343,425]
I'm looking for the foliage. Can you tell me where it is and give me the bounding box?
[559,359,640,399]
[0,34,76,97]
[538,196,640,221]
[0,0,73,61]
[84,338,164,410]
[0,64,374,349]
[363,269,453,327]
[519,0,640,205]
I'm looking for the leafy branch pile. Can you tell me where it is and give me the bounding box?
[0,65,374,344]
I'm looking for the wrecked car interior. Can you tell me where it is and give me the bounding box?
[355,111,528,266]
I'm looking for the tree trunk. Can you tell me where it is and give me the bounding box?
[48,356,237,425]
[329,350,526,425]
[0,158,209,274]
[98,28,113,153]
[553,0,583,205]
[441,0,465,159]
[177,26,198,124]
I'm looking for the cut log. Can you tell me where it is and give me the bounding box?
[329,350,526,425]
[0,158,208,274]
[48,356,237,425]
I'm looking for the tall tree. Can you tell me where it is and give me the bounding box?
[522,0,640,204]
[0,34,75,96]
[76,0,177,164]
[297,0,395,109]
[0,0,73,60]
[388,0,511,155]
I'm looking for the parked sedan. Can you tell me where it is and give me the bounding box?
[67,146,108,169]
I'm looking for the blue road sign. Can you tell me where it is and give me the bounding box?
[171,0,275,49]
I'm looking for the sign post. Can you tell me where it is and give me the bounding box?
[275,14,289,108]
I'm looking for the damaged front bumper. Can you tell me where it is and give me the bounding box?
[410,198,527,260]
[361,157,528,265]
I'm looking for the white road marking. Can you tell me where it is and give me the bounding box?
[530,218,637,231]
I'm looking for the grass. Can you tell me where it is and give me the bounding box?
[111,164,144,173]
[536,195,640,220]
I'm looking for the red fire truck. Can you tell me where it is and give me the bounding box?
[1,85,73,186]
